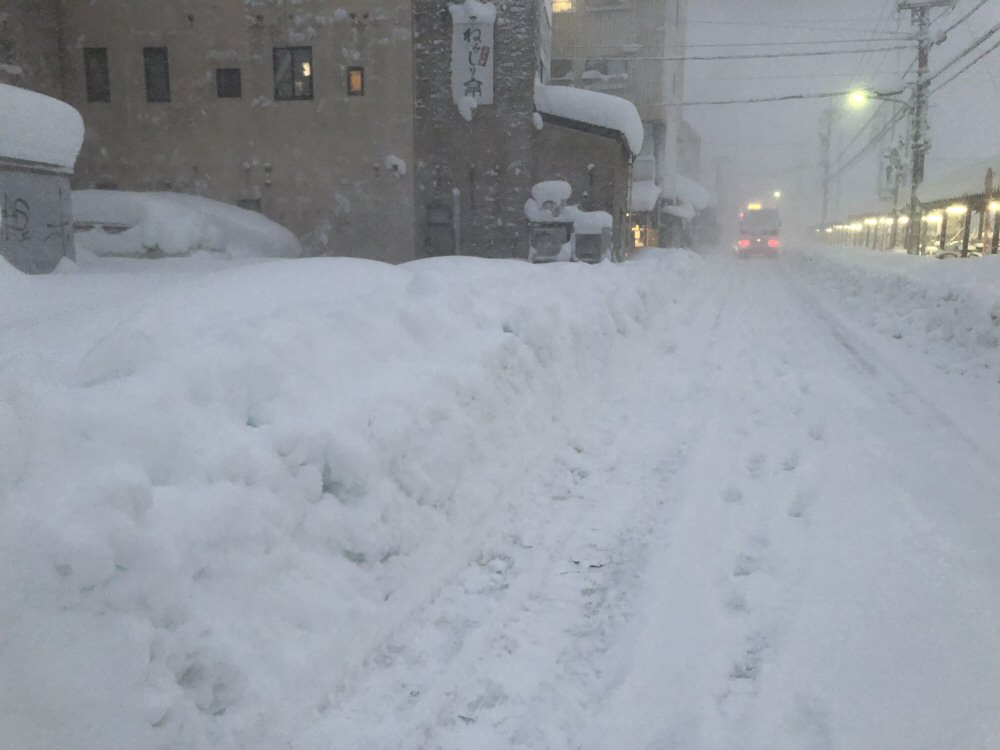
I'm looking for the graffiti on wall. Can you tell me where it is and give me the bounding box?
[0,169,72,273]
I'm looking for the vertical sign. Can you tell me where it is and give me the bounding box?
[449,2,495,108]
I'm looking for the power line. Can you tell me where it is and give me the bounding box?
[665,89,904,107]
[937,0,991,37]
[686,18,914,35]
[929,32,1000,92]
[562,37,912,54]
[565,45,911,63]
[827,107,909,181]
[927,21,1000,82]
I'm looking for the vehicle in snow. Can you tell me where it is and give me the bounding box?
[735,204,781,257]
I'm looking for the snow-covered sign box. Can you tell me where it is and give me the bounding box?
[450,1,496,116]
[0,83,84,273]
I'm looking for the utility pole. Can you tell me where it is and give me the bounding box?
[898,0,954,253]
[819,107,834,227]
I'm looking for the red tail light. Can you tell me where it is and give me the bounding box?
[767,238,781,248]
[738,239,751,249]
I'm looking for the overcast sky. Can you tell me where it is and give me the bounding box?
[682,0,1000,229]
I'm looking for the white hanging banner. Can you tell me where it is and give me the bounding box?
[449,1,496,108]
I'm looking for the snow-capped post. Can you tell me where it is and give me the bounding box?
[449,0,496,121]
[0,83,84,273]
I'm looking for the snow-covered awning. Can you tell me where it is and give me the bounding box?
[0,83,84,172]
[629,180,661,213]
[918,155,1000,205]
[534,80,643,156]
[662,203,696,221]
[661,174,714,212]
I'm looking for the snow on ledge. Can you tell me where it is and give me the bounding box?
[629,180,661,212]
[534,80,643,156]
[0,83,84,171]
[449,0,497,24]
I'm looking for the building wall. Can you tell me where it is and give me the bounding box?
[57,0,415,262]
[0,0,65,98]
[535,123,631,253]
[552,0,687,184]
[412,0,542,259]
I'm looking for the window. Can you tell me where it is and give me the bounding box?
[216,68,242,98]
[84,48,111,102]
[143,47,170,103]
[550,59,574,81]
[583,58,628,77]
[347,66,364,96]
[553,0,574,11]
[273,47,313,100]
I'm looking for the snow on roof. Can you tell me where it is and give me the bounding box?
[629,180,661,213]
[534,80,643,156]
[73,191,302,259]
[662,203,696,221]
[449,0,497,24]
[918,155,1000,203]
[565,206,612,234]
[662,174,715,211]
[0,83,84,171]
[531,180,573,205]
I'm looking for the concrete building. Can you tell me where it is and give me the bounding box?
[3,0,639,263]
[551,0,699,247]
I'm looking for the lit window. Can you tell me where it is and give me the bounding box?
[273,47,313,100]
[143,47,170,103]
[553,0,574,11]
[84,48,111,102]
[347,66,365,96]
[216,68,242,98]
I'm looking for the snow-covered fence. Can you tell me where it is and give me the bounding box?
[0,84,84,273]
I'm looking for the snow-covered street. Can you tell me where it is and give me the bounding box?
[3,246,1000,749]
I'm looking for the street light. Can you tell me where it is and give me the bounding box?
[773,190,782,199]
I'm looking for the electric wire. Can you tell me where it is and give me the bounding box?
[564,45,911,62]
[928,31,1000,92]
[936,0,991,37]
[926,20,1000,83]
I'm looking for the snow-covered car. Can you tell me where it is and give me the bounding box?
[73,190,302,259]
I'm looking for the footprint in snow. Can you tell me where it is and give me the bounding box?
[747,454,766,479]
[722,487,744,504]
[782,452,800,472]
[787,488,816,519]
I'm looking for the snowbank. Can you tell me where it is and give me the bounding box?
[73,191,301,259]
[534,80,643,156]
[793,244,1000,376]
[0,83,84,171]
[0,250,698,750]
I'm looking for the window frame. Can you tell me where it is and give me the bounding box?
[347,66,365,96]
[216,67,243,98]
[273,46,314,101]
[143,46,171,103]
[83,47,111,103]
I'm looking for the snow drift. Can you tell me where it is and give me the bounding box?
[0,250,696,749]
[73,191,302,259]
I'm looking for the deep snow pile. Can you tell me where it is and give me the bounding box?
[0,83,84,170]
[792,244,1000,379]
[0,250,696,749]
[74,191,302,259]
